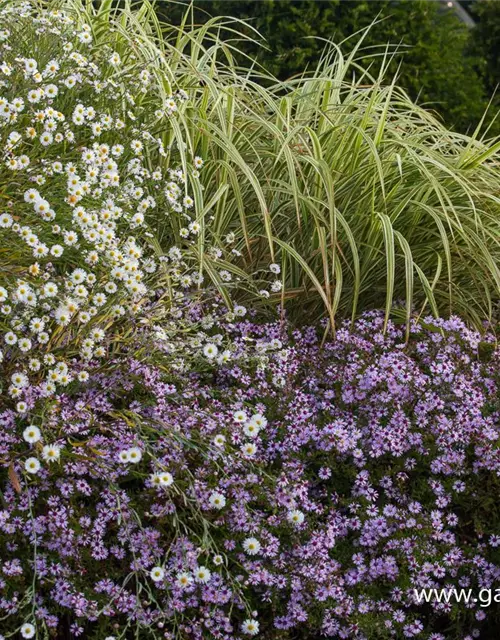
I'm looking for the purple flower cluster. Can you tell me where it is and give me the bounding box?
[0,310,499,639]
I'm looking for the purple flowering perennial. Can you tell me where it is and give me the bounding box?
[1,311,499,639]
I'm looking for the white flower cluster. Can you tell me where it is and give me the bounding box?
[232,409,268,459]
[0,4,203,422]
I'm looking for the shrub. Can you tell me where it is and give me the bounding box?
[164,0,491,134]
[470,0,500,99]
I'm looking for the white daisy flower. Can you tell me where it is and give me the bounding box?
[18,338,32,352]
[23,426,41,444]
[24,458,40,475]
[4,331,17,345]
[250,414,268,429]
[28,359,41,372]
[43,282,58,297]
[242,619,260,636]
[243,422,260,439]
[24,58,38,74]
[243,537,261,556]
[234,305,247,317]
[0,213,13,227]
[29,318,45,333]
[11,372,28,388]
[209,491,226,510]
[16,401,28,414]
[217,349,232,364]
[150,566,165,582]
[194,566,211,584]
[241,442,257,458]
[109,52,121,66]
[159,472,174,486]
[213,434,226,448]
[118,450,130,463]
[271,280,283,292]
[176,572,193,589]
[203,343,218,359]
[233,410,248,423]
[287,509,305,525]
[20,623,36,639]
[127,447,142,463]
[42,444,61,463]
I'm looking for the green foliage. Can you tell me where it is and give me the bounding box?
[163,0,490,133]
[470,0,500,117]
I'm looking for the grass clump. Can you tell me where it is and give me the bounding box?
[83,0,500,330]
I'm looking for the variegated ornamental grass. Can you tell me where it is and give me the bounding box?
[56,0,500,330]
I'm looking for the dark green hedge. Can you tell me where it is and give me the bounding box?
[163,0,498,135]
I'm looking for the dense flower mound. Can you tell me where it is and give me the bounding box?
[1,308,499,639]
[0,0,207,411]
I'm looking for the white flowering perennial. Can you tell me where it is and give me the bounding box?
[0,3,203,425]
[242,619,260,636]
[0,5,275,637]
[149,566,165,583]
[209,491,227,509]
[243,537,261,556]
[20,623,36,639]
